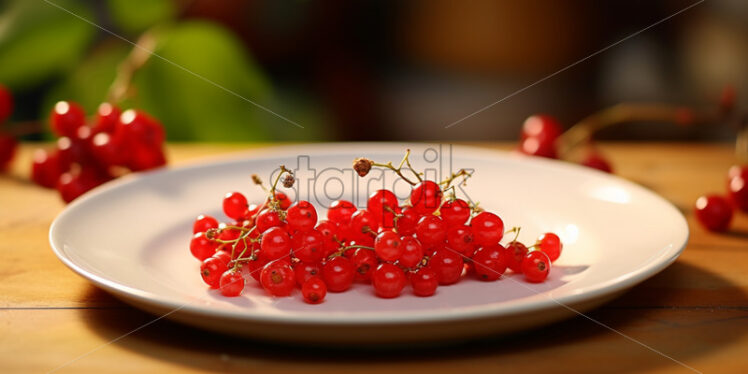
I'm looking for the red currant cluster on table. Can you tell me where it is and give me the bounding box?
[0,85,17,171]
[31,100,166,202]
[189,151,563,304]
[694,165,747,232]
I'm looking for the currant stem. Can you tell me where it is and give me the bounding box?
[327,244,375,259]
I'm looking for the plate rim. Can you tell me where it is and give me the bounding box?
[49,142,689,325]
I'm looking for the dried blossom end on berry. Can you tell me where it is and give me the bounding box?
[282,173,295,188]
[251,174,262,185]
[353,157,373,177]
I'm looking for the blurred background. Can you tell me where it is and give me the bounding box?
[1,0,746,142]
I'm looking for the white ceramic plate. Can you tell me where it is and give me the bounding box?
[50,143,688,344]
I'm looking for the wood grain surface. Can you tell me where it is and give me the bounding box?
[1,143,746,373]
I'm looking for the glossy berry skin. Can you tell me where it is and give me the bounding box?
[350,248,378,281]
[504,241,529,273]
[694,195,733,232]
[519,114,561,159]
[0,132,17,171]
[212,251,232,266]
[537,233,563,262]
[291,229,325,263]
[428,249,464,285]
[223,192,248,220]
[256,209,282,233]
[260,227,292,260]
[374,230,403,262]
[582,152,613,173]
[727,165,748,212]
[446,225,474,256]
[327,200,356,224]
[316,220,341,256]
[56,168,109,203]
[274,192,292,210]
[441,199,470,226]
[398,236,424,268]
[294,262,321,286]
[93,103,121,134]
[247,257,268,282]
[260,260,296,297]
[219,270,245,297]
[190,232,218,260]
[115,109,165,148]
[286,200,318,231]
[472,245,507,281]
[0,84,13,123]
[90,132,124,166]
[519,137,557,159]
[415,215,446,246]
[30,149,62,188]
[522,251,551,283]
[411,268,438,297]
[50,101,86,137]
[410,181,443,214]
[200,257,228,288]
[193,215,219,234]
[368,189,399,227]
[470,212,504,246]
[350,210,377,239]
[395,206,419,236]
[322,256,355,292]
[302,277,327,304]
[372,263,407,298]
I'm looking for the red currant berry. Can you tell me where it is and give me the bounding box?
[316,220,341,256]
[90,132,125,167]
[286,200,318,231]
[0,84,13,123]
[350,210,377,238]
[350,248,378,281]
[294,262,321,287]
[219,269,245,297]
[0,132,17,171]
[521,114,562,142]
[727,165,748,212]
[30,149,62,188]
[222,192,248,220]
[521,251,551,283]
[374,230,403,262]
[260,260,296,297]
[441,199,470,226]
[50,101,86,137]
[411,268,438,297]
[274,192,292,210]
[247,257,269,282]
[116,109,165,147]
[212,251,232,266]
[504,241,528,273]
[537,233,562,262]
[200,257,228,288]
[410,180,443,214]
[472,245,507,281]
[56,168,109,203]
[193,215,219,234]
[428,249,464,285]
[446,225,474,256]
[368,189,399,227]
[398,236,424,268]
[302,277,327,304]
[328,200,357,224]
[582,152,613,173]
[190,231,218,260]
[519,137,557,159]
[256,209,282,232]
[291,229,325,263]
[260,226,292,260]
[372,263,406,298]
[694,195,733,232]
[415,215,446,246]
[92,102,121,134]
[322,256,355,292]
[395,206,419,236]
[470,211,504,246]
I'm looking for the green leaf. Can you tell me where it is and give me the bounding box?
[107,0,175,34]
[130,21,279,141]
[0,0,96,90]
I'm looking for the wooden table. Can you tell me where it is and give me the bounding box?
[1,143,746,373]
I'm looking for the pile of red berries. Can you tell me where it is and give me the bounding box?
[0,85,17,171]
[518,114,613,173]
[694,165,747,232]
[189,153,563,303]
[31,100,166,202]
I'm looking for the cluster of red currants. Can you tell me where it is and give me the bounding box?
[0,85,17,171]
[518,114,613,173]
[30,100,166,202]
[189,154,563,304]
[694,165,747,232]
